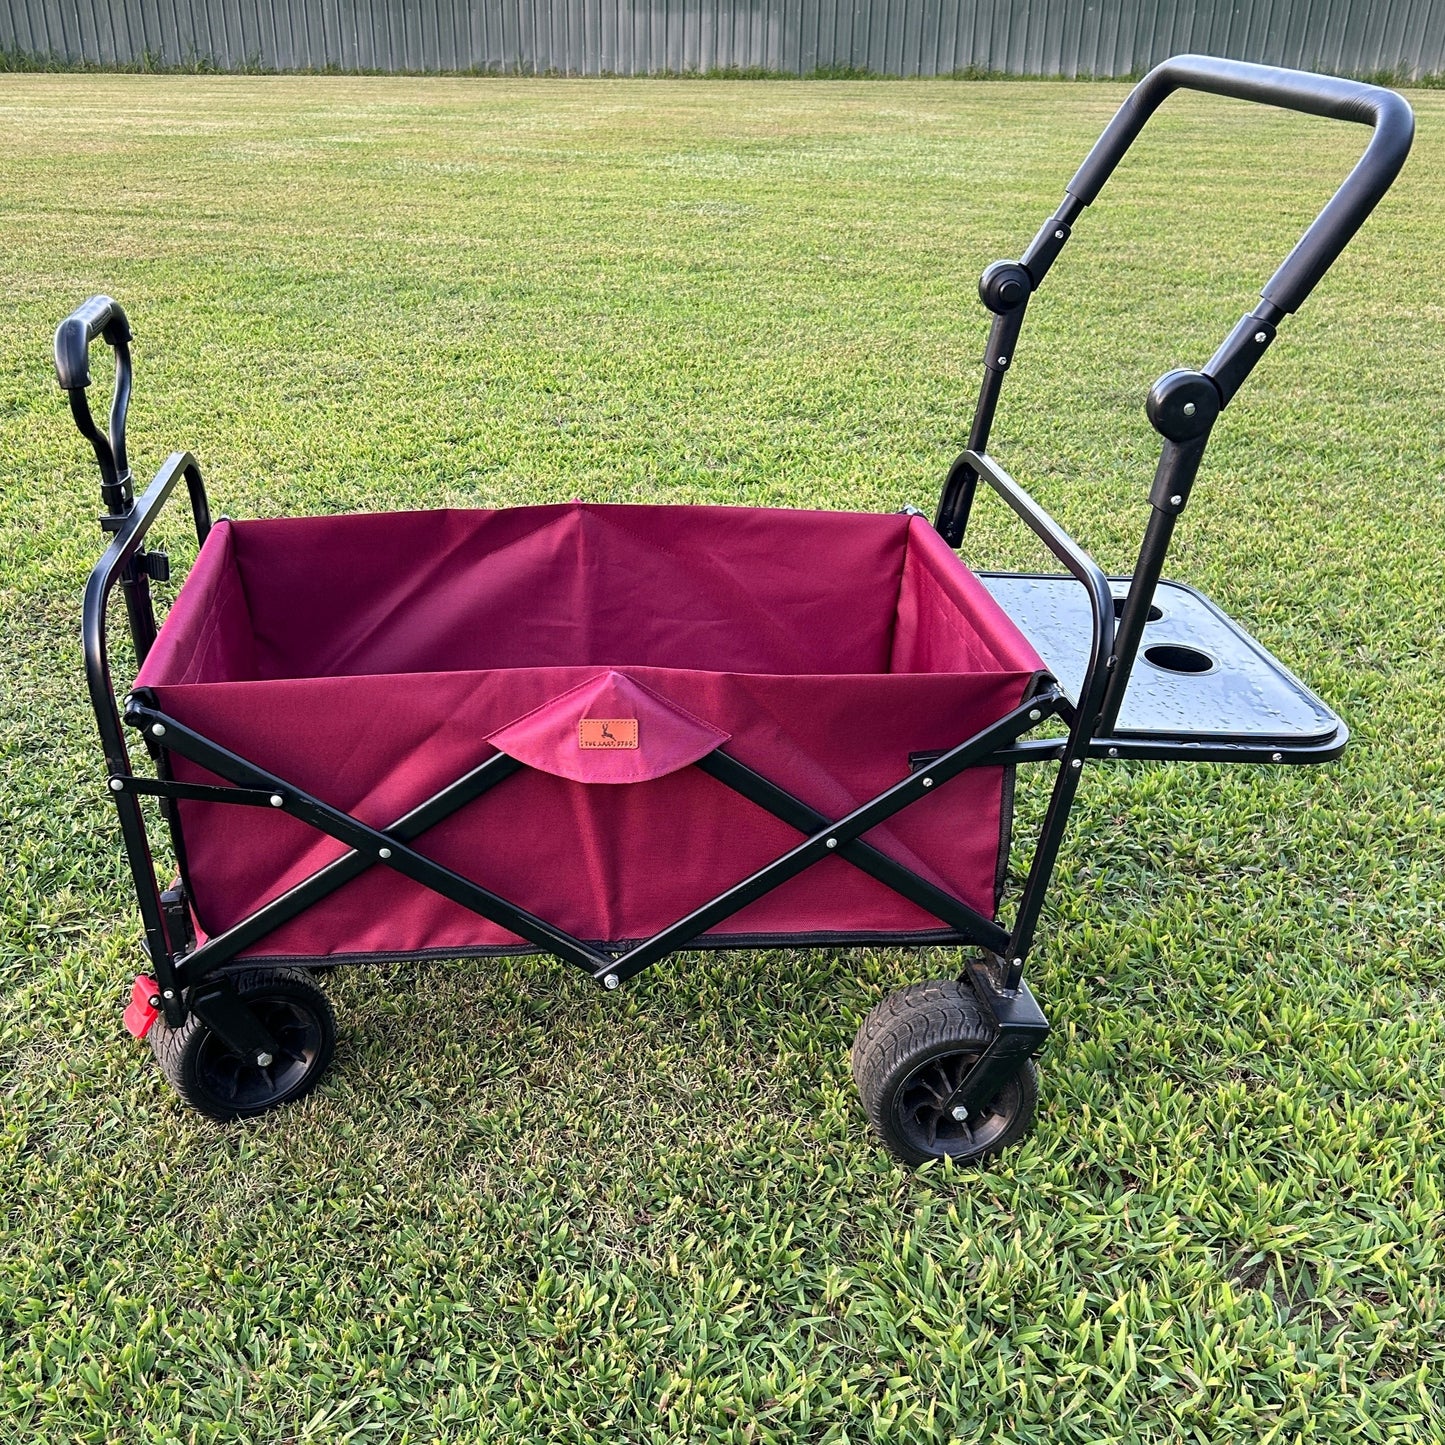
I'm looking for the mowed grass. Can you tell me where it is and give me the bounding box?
[1,73,1443,1443]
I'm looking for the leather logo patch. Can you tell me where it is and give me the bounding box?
[579,718,638,750]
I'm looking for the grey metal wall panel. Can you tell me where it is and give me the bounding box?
[3,0,1441,78]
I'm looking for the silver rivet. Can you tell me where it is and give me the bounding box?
[1108,747,1119,758]
[921,777,934,788]
[1028,708,1042,721]
[1054,229,1065,239]
[378,847,392,859]
[603,974,620,990]
[151,723,166,737]
[952,1105,969,1121]
[1255,331,1267,343]
[1271,752,1283,763]
[256,1051,273,1067]
[825,837,838,849]
[1170,494,1183,506]
[109,778,124,792]
[269,794,283,808]
[1012,958,1023,968]
[162,989,174,999]
[1182,402,1196,416]
[1071,758,1083,769]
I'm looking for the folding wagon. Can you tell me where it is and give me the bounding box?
[59,57,1412,1163]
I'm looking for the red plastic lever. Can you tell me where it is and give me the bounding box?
[122,975,162,1039]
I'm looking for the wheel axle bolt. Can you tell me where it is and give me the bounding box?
[952,1105,968,1122]
[256,1052,274,1067]
[603,974,620,990]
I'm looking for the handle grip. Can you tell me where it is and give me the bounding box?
[54,295,135,511]
[54,295,132,390]
[1065,55,1414,316]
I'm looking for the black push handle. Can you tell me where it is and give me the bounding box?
[1064,55,1414,317]
[54,295,135,513]
[54,293,132,389]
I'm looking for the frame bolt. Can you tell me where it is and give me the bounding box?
[1028,708,1042,721]
[603,973,620,990]
[1182,402,1196,416]
[255,1051,274,1067]
[1271,752,1283,763]
[1255,331,1268,343]
[269,794,284,808]
[1054,228,1065,239]
[921,777,934,788]
[378,847,392,859]
[825,837,838,849]
[150,723,166,737]
[1108,747,1119,758]
[1071,758,1083,769]
[951,1105,969,1122]
[1012,958,1023,968]
[997,354,1009,366]
[1170,494,1183,506]
[109,777,125,792]
[162,989,174,999]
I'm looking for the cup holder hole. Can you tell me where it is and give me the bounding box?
[1144,643,1215,675]
[1113,598,1164,622]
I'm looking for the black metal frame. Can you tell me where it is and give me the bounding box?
[59,57,1412,1118]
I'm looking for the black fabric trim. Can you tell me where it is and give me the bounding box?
[201,927,976,973]
[995,761,1016,910]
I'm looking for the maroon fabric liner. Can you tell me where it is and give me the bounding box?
[135,503,1044,959]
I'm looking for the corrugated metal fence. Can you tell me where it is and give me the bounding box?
[4,0,1442,79]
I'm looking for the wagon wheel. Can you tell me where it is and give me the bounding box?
[851,979,1037,1166]
[150,967,336,1122]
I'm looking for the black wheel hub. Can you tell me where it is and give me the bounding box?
[193,997,324,1111]
[892,1050,1022,1160]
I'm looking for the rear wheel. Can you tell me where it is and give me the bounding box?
[851,978,1038,1166]
[151,967,336,1121]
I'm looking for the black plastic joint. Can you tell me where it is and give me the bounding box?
[1146,369,1220,442]
[160,885,194,955]
[1205,313,1278,408]
[1019,216,1072,285]
[137,549,170,583]
[978,260,1032,314]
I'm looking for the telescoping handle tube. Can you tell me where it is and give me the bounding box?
[935,55,1415,548]
[54,294,135,517]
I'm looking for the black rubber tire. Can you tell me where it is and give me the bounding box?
[150,967,336,1122]
[851,978,1038,1166]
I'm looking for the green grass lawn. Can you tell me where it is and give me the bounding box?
[2,74,1442,1443]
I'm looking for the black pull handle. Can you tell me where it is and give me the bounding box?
[54,294,132,389]
[54,295,135,514]
[1065,55,1414,317]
